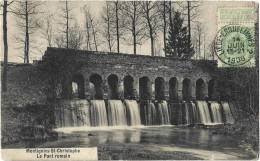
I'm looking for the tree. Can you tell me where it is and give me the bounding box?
[83,5,99,51]
[56,0,73,49]
[36,13,54,47]
[165,11,194,59]
[194,22,204,59]
[101,2,116,52]
[120,1,146,55]
[1,0,13,92]
[68,23,83,50]
[141,1,161,56]
[179,1,200,51]
[114,1,120,53]
[10,0,42,63]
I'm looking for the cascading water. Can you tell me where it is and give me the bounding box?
[196,101,212,124]
[107,100,127,126]
[90,100,108,126]
[189,102,200,124]
[55,100,91,127]
[124,100,141,126]
[156,101,170,125]
[168,102,182,125]
[181,101,191,125]
[139,100,157,125]
[221,101,235,124]
[208,101,223,124]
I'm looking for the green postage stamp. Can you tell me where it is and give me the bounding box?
[215,8,256,67]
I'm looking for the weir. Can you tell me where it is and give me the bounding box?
[43,48,239,128]
[55,100,237,127]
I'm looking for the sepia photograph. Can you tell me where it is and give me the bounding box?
[1,0,259,160]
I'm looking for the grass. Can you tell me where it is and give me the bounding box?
[1,65,51,146]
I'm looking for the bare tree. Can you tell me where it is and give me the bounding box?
[56,0,73,49]
[83,5,99,51]
[180,1,200,51]
[1,0,13,92]
[141,1,161,56]
[101,2,116,52]
[68,23,83,50]
[10,0,42,63]
[114,1,120,53]
[120,1,146,55]
[195,22,204,59]
[36,13,54,47]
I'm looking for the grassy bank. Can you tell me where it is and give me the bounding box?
[210,111,259,152]
[1,65,54,147]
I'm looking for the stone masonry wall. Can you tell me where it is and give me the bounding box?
[44,47,219,100]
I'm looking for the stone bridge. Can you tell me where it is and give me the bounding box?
[43,47,219,101]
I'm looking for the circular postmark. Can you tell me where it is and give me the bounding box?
[214,24,255,67]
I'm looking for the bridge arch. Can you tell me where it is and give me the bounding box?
[196,78,206,100]
[71,74,85,99]
[89,73,103,99]
[169,77,178,100]
[124,75,135,99]
[107,74,120,99]
[139,76,151,100]
[155,77,165,100]
[182,78,192,100]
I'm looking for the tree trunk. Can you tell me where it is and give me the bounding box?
[163,1,166,56]
[2,0,8,92]
[204,35,206,60]
[115,1,119,53]
[107,13,112,52]
[146,2,154,56]
[66,0,69,49]
[187,1,191,57]
[86,22,91,51]
[25,0,29,63]
[169,2,172,26]
[91,20,98,51]
[198,35,201,59]
[133,1,136,55]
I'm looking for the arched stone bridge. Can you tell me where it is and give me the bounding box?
[44,47,219,101]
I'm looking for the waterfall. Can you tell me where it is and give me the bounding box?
[181,101,191,125]
[156,101,170,125]
[90,100,108,126]
[221,101,235,124]
[107,100,127,126]
[55,100,91,127]
[139,101,157,125]
[190,102,200,124]
[71,99,91,126]
[196,101,212,124]
[209,101,223,124]
[124,100,141,126]
[168,102,182,125]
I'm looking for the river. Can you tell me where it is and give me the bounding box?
[33,125,256,160]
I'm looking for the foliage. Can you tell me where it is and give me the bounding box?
[165,11,194,59]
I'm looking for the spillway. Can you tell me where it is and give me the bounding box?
[196,101,212,125]
[107,100,127,126]
[209,101,223,124]
[90,100,108,126]
[221,101,235,124]
[124,100,141,126]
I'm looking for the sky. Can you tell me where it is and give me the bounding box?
[0,1,257,63]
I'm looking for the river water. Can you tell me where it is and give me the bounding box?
[34,126,256,160]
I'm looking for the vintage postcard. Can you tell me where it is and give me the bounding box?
[1,0,259,160]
